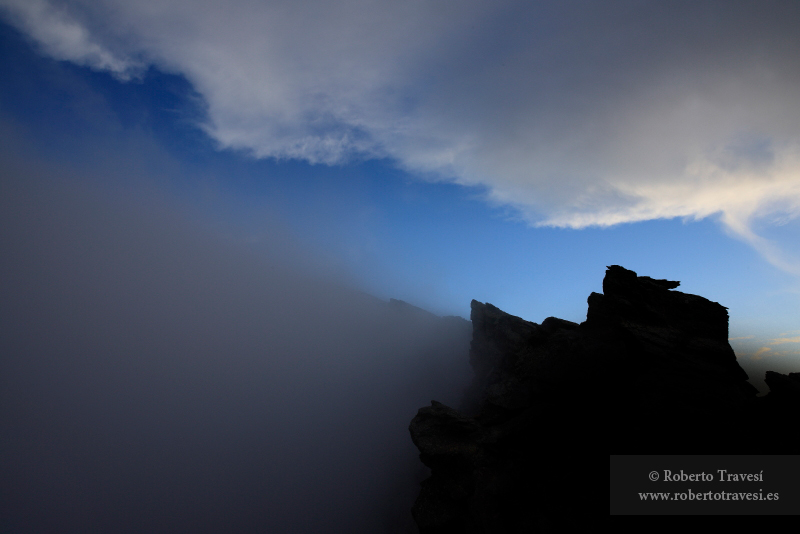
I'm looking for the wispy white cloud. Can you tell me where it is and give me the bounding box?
[769,336,800,345]
[740,343,800,361]
[2,0,800,272]
[751,347,772,361]
[0,0,141,78]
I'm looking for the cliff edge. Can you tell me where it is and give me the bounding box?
[409,265,800,532]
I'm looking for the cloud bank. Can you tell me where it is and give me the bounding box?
[2,0,800,270]
[0,139,473,532]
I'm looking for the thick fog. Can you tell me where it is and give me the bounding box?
[0,164,473,533]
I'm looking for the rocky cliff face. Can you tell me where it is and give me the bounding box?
[409,266,800,533]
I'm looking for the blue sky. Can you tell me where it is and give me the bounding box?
[2,1,800,392]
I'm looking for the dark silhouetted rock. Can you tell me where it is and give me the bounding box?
[763,371,800,403]
[755,371,800,449]
[409,265,800,532]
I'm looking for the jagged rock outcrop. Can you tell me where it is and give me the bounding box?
[763,370,800,403]
[409,265,799,532]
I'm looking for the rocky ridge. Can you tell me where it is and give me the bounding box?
[409,265,800,532]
